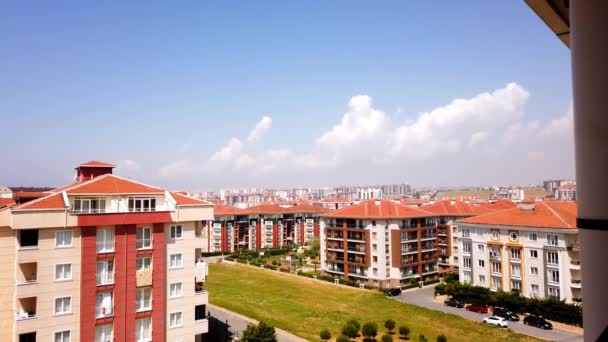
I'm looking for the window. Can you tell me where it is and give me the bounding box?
[372,232,377,239]
[373,268,378,275]
[510,248,520,260]
[479,275,486,284]
[136,287,152,312]
[195,304,207,321]
[509,232,518,241]
[478,260,485,268]
[74,197,106,213]
[462,271,471,283]
[491,276,501,289]
[477,244,485,252]
[511,264,521,277]
[95,324,113,342]
[531,284,540,295]
[372,244,377,252]
[129,197,156,212]
[170,225,182,239]
[548,287,560,299]
[135,317,151,342]
[19,229,39,249]
[96,228,114,253]
[492,262,501,274]
[547,234,559,246]
[548,270,560,283]
[170,254,183,269]
[528,233,538,241]
[462,243,471,254]
[136,227,152,250]
[511,280,521,291]
[56,231,73,248]
[371,220,376,226]
[463,257,471,269]
[170,312,183,328]
[96,292,113,318]
[530,267,539,276]
[169,283,183,298]
[461,228,470,238]
[547,251,559,265]
[55,296,71,315]
[372,256,378,263]
[491,231,499,240]
[136,256,152,271]
[97,260,114,285]
[54,331,70,342]
[530,249,538,258]
[55,264,72,281]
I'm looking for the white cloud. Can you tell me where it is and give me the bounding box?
[115,159,140,171]
[208,138,243,164]
[468,131,489,148]
[159,159,195,178]
[247,116,272,144]
[539,106,573,138]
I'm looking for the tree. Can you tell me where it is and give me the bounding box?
[336,335,350,342]
[242,321,277,342]
[342,323,359,339]
[346,319,361,333]
[399,325,410,340]
[319,328,331,341]
[382,334,393,342]
[436,334,447,342]
[362,322,378,341]
[384,319,395,334]
[419,334,428,342]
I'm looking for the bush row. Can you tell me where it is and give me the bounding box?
[435,281,583,326]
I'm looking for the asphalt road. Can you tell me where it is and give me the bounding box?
[392,287,583,342]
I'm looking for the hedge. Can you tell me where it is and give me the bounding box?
[435,282,583,326]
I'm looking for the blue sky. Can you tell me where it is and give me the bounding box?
[1,1,573,190]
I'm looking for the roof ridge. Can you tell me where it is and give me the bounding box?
[541,201,572,228]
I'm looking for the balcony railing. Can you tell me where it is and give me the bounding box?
[16,311,36,321]
[347,247,365,253]
[567,243,580,252]
[96,306,114,318]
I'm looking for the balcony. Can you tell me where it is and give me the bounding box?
[572,297,583,303]
[571,279,582,288]
[17,262,37,285]
[347,246,366,254]
[96,305,114,319]
[16,297,37,321]
[348,272,368,278]
[437,232,447,237]
[570,260,581,270]
[567,242,580,252]
[18,229,39,251]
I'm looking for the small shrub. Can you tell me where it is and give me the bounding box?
[436,334,447,342]
[271,260,279,266]
[319,328,331,341]
[265,265,277,270]
[419,334,428,342]
[346,319,361,333]
[342,323,359,338]
[382,334,393,342]
[384,319,395,334]
[362,322,378,340]
[336,335,350,342]
[399,325,410,339]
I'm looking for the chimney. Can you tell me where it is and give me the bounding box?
[517,199,536,211]
[75,161,116,183]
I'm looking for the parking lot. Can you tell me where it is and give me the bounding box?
[391,287,583,342]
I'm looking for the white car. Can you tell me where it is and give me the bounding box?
[483,316,509,328]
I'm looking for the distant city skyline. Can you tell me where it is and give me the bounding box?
[1,2,573,189]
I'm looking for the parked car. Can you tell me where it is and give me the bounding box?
[444,298,465,308]
[385,288,402,297]
[465,304,488,313]
[524,315,553,330]
[483,316,509,328]
[493,307,520,321]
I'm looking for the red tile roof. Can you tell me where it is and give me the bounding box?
[282,204,329,214]
[16,193,66,210]
[322,199,434,219]
[78,160,116,168]
[422,200,494,216]
[214,204,247,216]
[170,192,212,206]
[0,198,15,207]
[480,199,517,210]
[244,203,286,215]
[457,201,577,229]
[67,174,164,194]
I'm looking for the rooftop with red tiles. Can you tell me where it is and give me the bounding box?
[422,199,495,216]
[457,201,577,229]
[322,199,434,219]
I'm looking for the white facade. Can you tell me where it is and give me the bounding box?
[457,223,581,303]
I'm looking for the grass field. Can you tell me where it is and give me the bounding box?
[436,190,496,200]
[207,263,540,342]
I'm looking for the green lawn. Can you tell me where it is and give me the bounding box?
[207,263,541,342]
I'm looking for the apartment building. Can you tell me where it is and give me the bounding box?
[0,161,213,342]
[207,203,326,253]
[543,179,576,193]
[555,184,577,201]
[420,200,495,275]
[455,201,581,303]
[320,199,440,288]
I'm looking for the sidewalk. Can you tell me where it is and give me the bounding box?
[208,304,309,342]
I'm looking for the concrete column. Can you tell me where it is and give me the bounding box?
[571,1,608,339]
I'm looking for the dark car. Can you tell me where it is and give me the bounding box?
[385,288,402,297]
[493,307,520,321]
[444,298,465,308]
[465,304,488,314]
[524,315,553,329]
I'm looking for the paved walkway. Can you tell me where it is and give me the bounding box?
[392,286,583,342]
[208,304,308,342]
